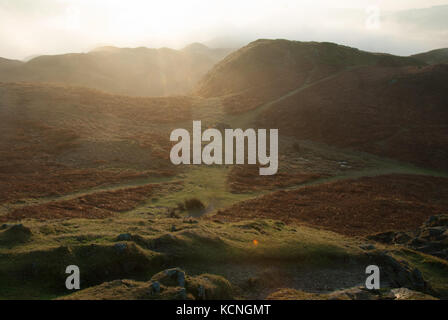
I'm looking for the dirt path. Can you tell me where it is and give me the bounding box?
[0,175,176,215]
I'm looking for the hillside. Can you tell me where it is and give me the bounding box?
[259,64,448,171]
[0,44,233,97]
[195,39,424,113]
[0,82,194,204]
[412,48,448,65]
[196,39,447,171]
[214,174,448,236]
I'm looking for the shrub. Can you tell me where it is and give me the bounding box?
[184,198,205,211]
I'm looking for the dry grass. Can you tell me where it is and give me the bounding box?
[213,174,448,236]
[260,65,448,171]
[267,288,327,300]
[1,181,182,222]
[227,165,323,193]
[0,82,191,203]
[0,168,174,204]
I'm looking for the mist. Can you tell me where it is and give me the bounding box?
[0,0,447,60]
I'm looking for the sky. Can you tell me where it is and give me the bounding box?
[0,0,447,60]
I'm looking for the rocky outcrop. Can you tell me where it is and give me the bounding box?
[59,268,233,300]
[267,286,438,300]
[368,215,448,260]
[375,253,430,293]
[328,286,438,300]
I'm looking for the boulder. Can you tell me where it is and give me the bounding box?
[367,215,448,262]
[379,254,430,293]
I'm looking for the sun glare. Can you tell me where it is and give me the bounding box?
[1,0,447,59]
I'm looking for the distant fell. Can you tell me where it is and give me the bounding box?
[0,44,233,97]
[0,57,23,69]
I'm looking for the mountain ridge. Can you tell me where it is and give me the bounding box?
[0,43,233,97]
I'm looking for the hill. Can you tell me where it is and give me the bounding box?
[412,48,448,65]
[195,39,424,113]
[196,39,447,171]
[0,44,233,97]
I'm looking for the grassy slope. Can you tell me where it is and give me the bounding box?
[0,215,367,299]
[412,48,448,65]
